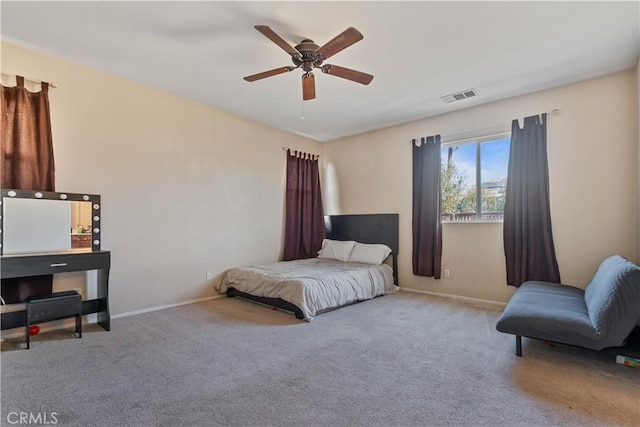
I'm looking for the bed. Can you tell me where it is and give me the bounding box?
[217,214,399,321]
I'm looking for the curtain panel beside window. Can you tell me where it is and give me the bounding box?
[503,113,561,286]
[412,135,442,279]
[282,150,325,261]
[1,76,55,190]
[1,76,56,303]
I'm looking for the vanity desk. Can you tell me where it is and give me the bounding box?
[1,188,110,332]
[1,250,111,331]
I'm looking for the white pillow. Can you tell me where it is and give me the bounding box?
[348,242,392,265]
[317,239,355,262]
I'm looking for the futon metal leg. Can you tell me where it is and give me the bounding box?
[516,335,522,357]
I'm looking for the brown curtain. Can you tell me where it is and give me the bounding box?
[282,150,325,261]
[1,76,56,303]
[412,135,442,278]
[503,113,561,286]
[2,77,55,190]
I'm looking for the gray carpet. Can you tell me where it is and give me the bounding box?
[1,291,639,426]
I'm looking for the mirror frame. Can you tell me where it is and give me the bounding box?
[1,188,101,255]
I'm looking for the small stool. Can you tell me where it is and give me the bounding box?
[26,290,82,349]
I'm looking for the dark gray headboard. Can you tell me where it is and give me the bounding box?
[324,214,399,284]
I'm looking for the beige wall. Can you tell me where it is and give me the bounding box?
[323,70,639,303]
[2,41,637,313]
[1,42,321,315]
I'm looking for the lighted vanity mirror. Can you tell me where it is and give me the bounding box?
[1,189,101,255]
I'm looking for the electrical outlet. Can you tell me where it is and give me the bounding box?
[206,272,213,280]
[444,269,450,278]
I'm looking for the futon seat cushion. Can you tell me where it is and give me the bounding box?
[496,281,600,349]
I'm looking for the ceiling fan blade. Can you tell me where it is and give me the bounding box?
[302,73,316,101]
[243,66,295,82]
[254,25,300,57]
[315,27,363,60]
[321,64,374,85]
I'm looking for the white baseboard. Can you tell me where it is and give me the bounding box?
[399,286,507,307]
[111,295,224,319]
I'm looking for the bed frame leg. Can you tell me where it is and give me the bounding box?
[516,335,522,357]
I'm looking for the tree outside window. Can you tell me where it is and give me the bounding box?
[440,135,510,221]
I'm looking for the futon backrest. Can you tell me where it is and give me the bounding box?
[584,255,640,346]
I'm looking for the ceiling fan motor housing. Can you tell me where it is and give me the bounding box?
[293,39,323,72]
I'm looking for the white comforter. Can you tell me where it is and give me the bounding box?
[216,258,397,320]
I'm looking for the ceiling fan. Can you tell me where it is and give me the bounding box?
[243,25,374,101]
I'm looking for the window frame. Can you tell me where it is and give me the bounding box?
[441,131,511,223]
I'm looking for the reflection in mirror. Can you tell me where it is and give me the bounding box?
[1,189,101,255]
[70,202,93,249]
[71,202,92,232]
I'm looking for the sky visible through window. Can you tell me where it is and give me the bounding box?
[441,136,510,219]
[442,137,510,183]
[481,137,510,182]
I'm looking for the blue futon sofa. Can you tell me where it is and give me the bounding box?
[496,255,640,356]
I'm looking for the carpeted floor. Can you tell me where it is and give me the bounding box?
[1,291,639,426]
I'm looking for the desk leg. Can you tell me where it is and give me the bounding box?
[96,267,110,331]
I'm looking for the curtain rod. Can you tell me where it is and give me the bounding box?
[281,147,320,158]
[1,72,58,88]
[438,109,559,140]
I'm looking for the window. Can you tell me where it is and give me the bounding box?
[440,134,510,221]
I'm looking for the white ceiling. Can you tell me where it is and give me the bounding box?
[2,1,639,142]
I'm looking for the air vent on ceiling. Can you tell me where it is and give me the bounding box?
[441,88,478,104]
